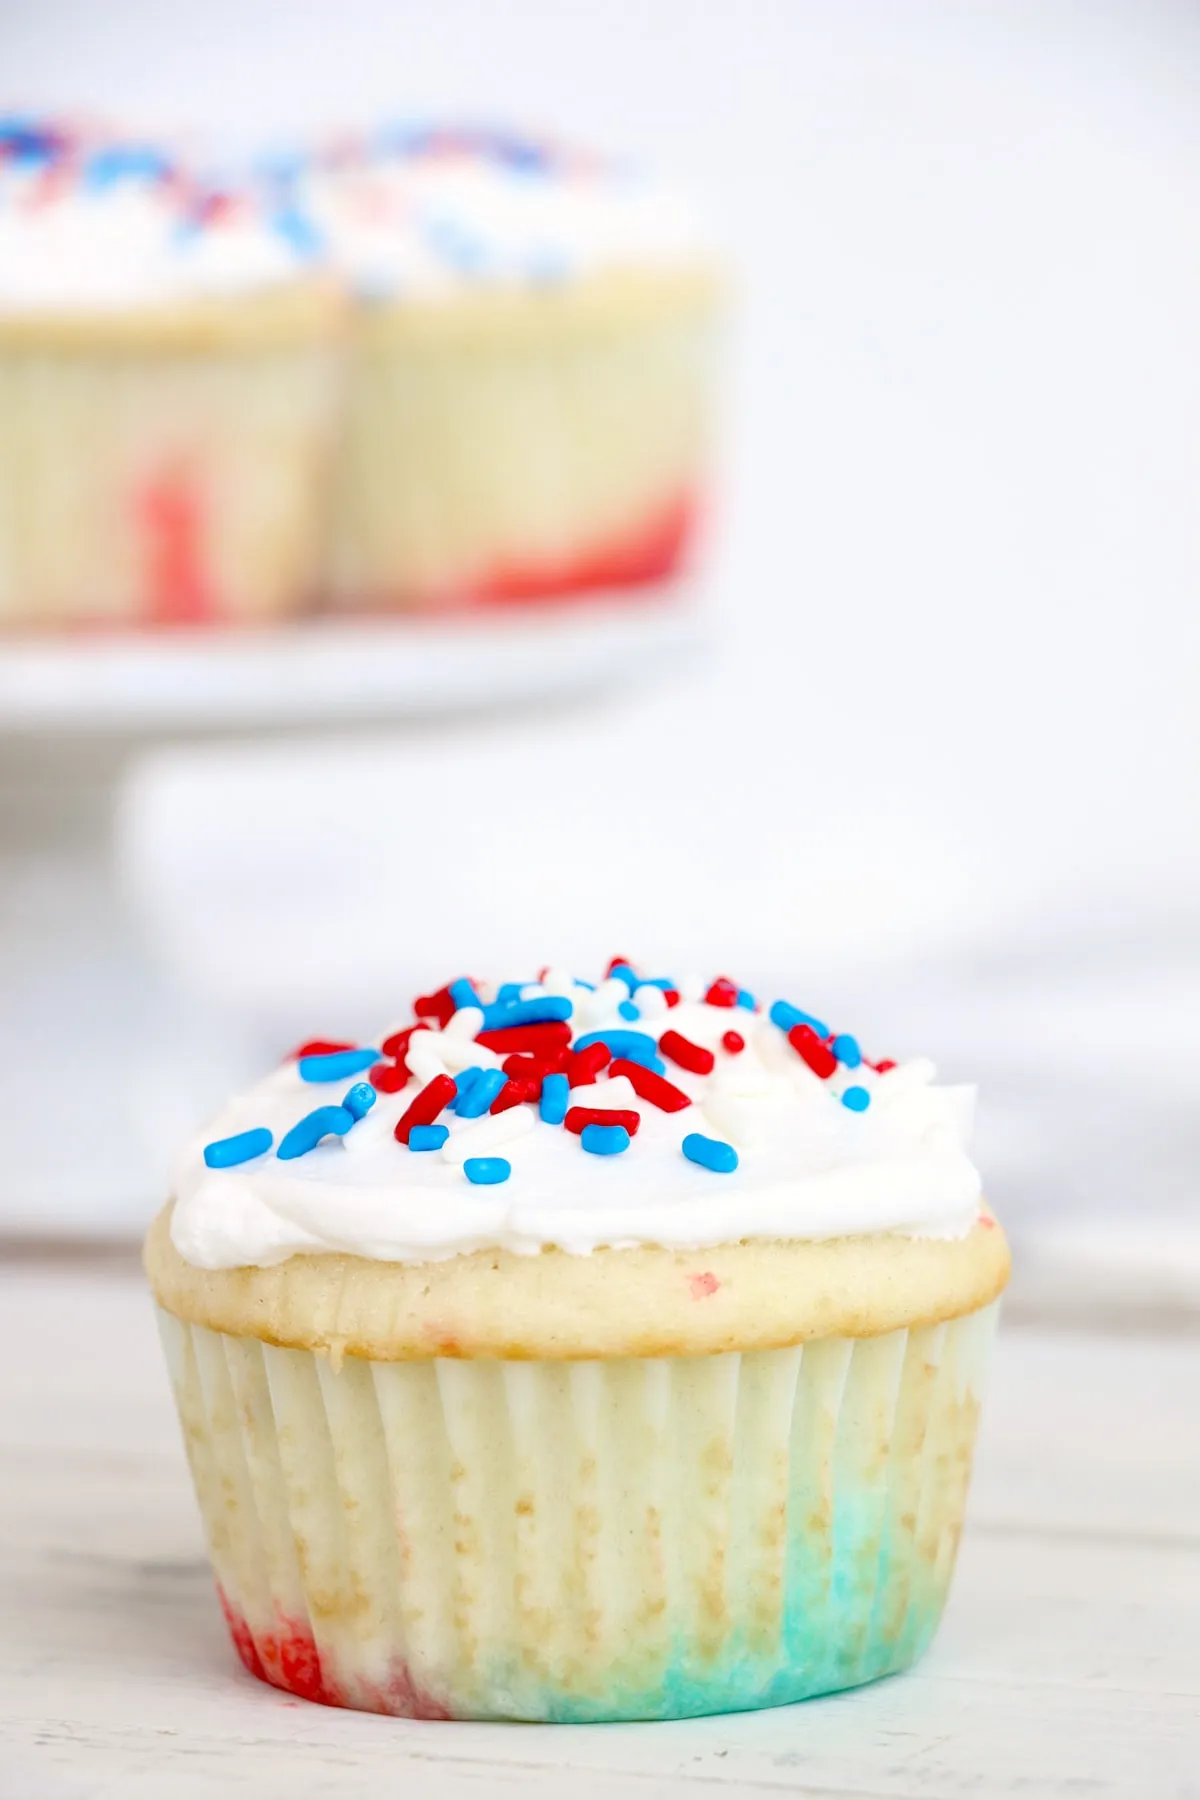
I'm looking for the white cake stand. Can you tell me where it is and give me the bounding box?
[0,588,705,1238]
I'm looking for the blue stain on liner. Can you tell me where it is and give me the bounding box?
[277,1105,356,1160]
[448,977,483,1012]
[618,999,641,1022]
[572,1030,665,1074]
[539,1072,569,1125]
[203,1127,272,1169]
[682,1132,739,1174]
[580,1123,631,1156]
[841,1086,871,1112]
[298,1047,381,1083]
[456,1069,507,1119]
[478,995,573,1030]
[833,1034,862,1069]
[409,1123,450,1151]
[736,989,757,1011]
[769,1000,830,1039]
[464,1156,511,1185]
[341,1082,376,1121]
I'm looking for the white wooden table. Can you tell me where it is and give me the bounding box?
[2,1261,1198,1800]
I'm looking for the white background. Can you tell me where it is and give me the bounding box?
[3,0,1199,1250]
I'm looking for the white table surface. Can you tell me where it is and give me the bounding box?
[2,1261,1198,1800]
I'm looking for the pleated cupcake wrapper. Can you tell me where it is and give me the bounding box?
[0,344,338,627]
[158,1302,998,1722]
[325,307,718,609]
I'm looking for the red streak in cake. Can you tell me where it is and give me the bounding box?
[689,1271,720,1300]
[474,491,697,606]
[139,462,214,625]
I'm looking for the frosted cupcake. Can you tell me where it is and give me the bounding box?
[285,127,722,611]
[146,960,1009,1722]
[0,117,342,630]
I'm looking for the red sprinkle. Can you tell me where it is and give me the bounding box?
[663,989,681,1007]
[659,1029,715,1075]
[704,979,739,1008]
[564,1041,611,1086]
[502,1051,566,1079]
[288,1038,354,1061]
[369,1059,410,1093]
[476,1021,573,1054]
[492,1076,540,1113]
[413,987,457,1028]
[721,1030,746,1054]
[394,1073,457,1144]
[605,956,635,978]
[565,1106,641,1137]
[789,1024,837,1079]
[609,1058,691,1113]
[875,1058,897,1074]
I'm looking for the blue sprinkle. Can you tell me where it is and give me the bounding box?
[448,977,483,1013]
[298,1048,381,1083]
[203,1127,273,1169]
[271,205,324,259]
[833,1034,863,1069]
[841,1086,871,1112]
[572,1030,665,1075]
[464,1156,511,1185]
[456,1068,506,1119]
[574,978,596,991]
[769,1000,831,1039]
[85,144,173,189]
[539,1072,569,1125]
[736,988,757,1011]
[448,1067,484,1113]
[580,1123,631,1156]
[496,982,525,1004]
[477,995,573,1031]
[682,1132,739,1174]
[607,962,640,992]
[618,999,641,1022]
[409,1123,450,1151]
[341,1082,376,1121]
[277,1105,355,1160]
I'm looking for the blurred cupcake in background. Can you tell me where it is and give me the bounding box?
[0,116,342,631]
[290,126,723,612]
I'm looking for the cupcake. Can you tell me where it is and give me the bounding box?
[146,961,1008,1722]
[0,117,342,630]
[286,127,722,611]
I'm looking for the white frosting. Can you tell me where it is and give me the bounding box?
[0,139,312,313]
[170,979,983,1271]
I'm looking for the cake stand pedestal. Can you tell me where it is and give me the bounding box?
[0,591,703,1237]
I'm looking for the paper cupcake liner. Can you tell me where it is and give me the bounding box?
[0,340,339,629]
[158,1301,997,1722]
[325,291,719,611]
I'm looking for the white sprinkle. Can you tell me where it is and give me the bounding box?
[678,971,705,1002]
[582,977,627,1025]
[566,1075,641,1112]
[436,1034,501,1073]
[444,1005,485,1040]
[442,1106,536,1164]
[876,1057,937,1100]
[407,1034,449,1084]
[540,967,576,998]
[519,983,547,1001]
[633,983,667,1019]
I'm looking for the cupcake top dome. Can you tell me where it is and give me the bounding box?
[0,115,320,314]
[270,123,708,299]
[0,113,707,315]
[170,959,984,1271]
